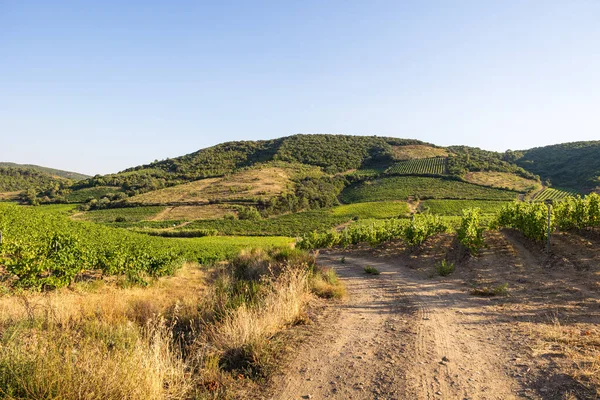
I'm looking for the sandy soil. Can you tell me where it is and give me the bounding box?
[266,229,600,400]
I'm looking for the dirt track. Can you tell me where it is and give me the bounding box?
[271,252,521,400]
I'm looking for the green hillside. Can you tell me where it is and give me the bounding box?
[341,176,519,203]
[516,141,600,192]
[0,162,89,181]
[0,166,69,195]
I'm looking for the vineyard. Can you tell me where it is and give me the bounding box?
[297,214,448,249]
[0,203,291,289]
[341,176,519,203]
[421,200,509,216]
[386,157,447,175]
[494,194,600,241]
[532,187,576,201]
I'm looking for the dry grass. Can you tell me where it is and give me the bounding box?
[0,263,205,399]
[128,166,292,205]
[0,249,342,399]
[528,317,600,393]
[392,145,449,160]
[0,192,20,201]
[464,171,541,193]
[210,269,309,352]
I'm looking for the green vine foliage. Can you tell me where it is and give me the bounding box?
[0,203,183,289]
[456,208,485,255]
[297,214,448,250]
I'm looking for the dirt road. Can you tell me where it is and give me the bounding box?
[271,252,521,400]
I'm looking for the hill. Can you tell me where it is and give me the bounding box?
[0,162,89,181]
[0,166,70,201]
[515,141,600,193]
[62,134,542,204]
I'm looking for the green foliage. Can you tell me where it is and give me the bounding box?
[65,186,125,203]
[492,202,551,242]
[330,201,410,219]
[75,206,165,223]
[273,134,423,173]
[341,176,518,203]
[297,214,448,250]
[236,206,262,221]
[553,194,600,230]
[494,194,600,241]
[436,260,455,276]
[0,203,292,289]
[421,200,509,216]
[176,210,350,237]
[533,187,576,202]
[447,146,537,179]
[386,157,447,175]
[0,162,89,181]
[0,204,183,289]
[456,208,485,255]
[363,266,380,275]
[516,141,600,192]
[0,166,69,195]
[70,135,427,198]
[470,283,508,297]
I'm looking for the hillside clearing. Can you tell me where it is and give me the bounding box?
[464,171,541,193]
[392,145,449,160]
[127,166,291,205]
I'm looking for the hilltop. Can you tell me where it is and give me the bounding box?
[515,140,600,192]
[0,162,90,181]
[16,134,599,223]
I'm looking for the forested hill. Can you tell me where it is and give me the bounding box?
[67,134,543,199]
[516,141,600,192]
[0,166,71,198]
[128,134,428,176]
[0,162,90,181]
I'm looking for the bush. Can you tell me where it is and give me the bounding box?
[363,265,380,275]
[436,260,455,276]
[457,208,485,255]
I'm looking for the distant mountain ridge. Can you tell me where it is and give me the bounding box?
[5,134,599,206]
[516,141,600,193]
[0,162,90,181]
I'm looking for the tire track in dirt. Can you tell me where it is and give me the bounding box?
[269,253,521,399]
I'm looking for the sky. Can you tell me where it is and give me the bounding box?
[1,1,599,175]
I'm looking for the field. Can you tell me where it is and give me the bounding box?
[421,199,510,216]
[65,186,123,203]
[341,176,519,203]
[146,204,234,220]
[464,171,541,193]
[386,157,447,175]
[532,187,577,201]
[174,210,350,237]
[391,145,449,160]
[126,165,299,205]
[330,201,410,219]
[72,206,166,223]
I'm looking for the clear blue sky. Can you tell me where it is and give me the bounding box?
[1,1,599,175]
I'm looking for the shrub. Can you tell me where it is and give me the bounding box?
[456,208,485,255]
[436,260,455,276]
[364,265,380,275]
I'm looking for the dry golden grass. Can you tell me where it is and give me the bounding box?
[128,166,292,205]
[464,171,541,193]
[392,145,449,160]
[0,249,343,399]
[0,192,20,201]
[150,204,234,221]
[210,269,309,352]
[529,317,600,392]
[0,263,206,399]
